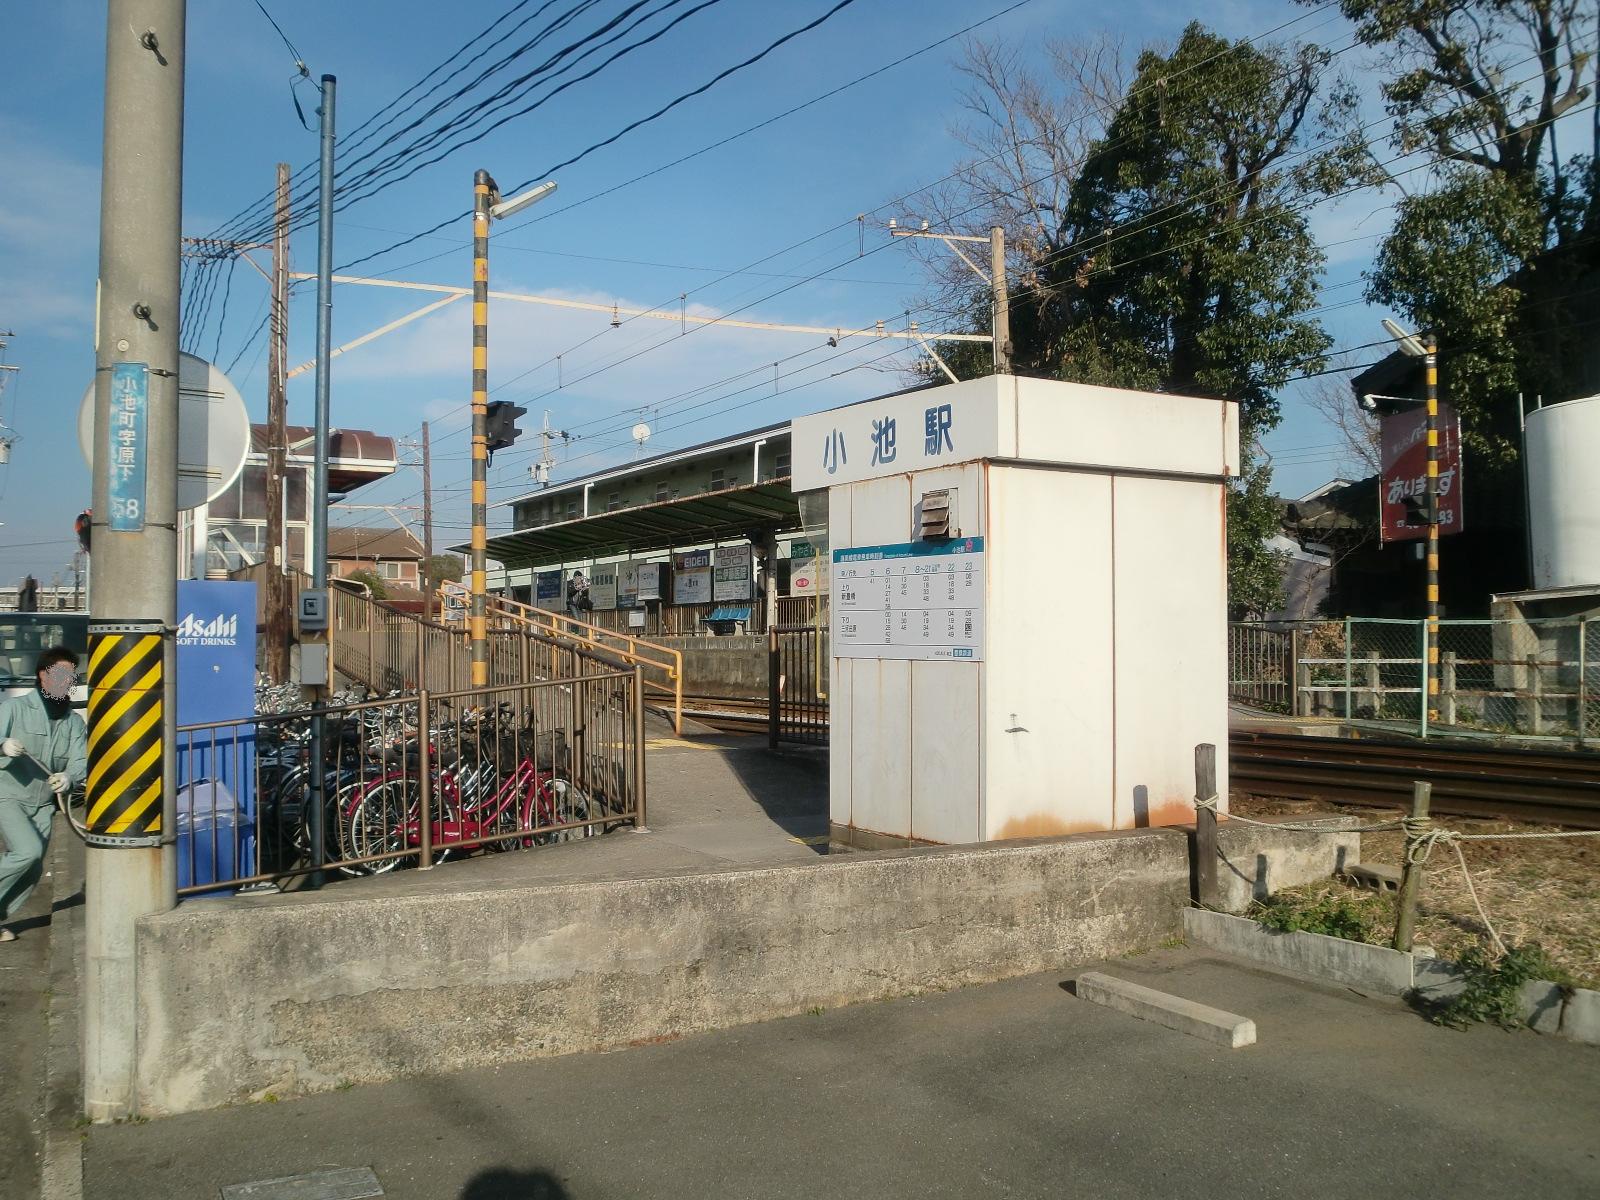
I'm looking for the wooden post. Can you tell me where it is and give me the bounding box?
[1393,781,1431,951]
[263,162,293,682]
[1527,655,1544,735]
[1365,650,1382,717]
[1194,743,1218,907]
[1290,628,1304,715]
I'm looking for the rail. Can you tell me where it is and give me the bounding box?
[173,672,646,896]
[1229,730,1600,827]
[472,590,685,734]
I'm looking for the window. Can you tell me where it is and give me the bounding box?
[607,491,622,512]
[655,481,670,502]
[565,499,578,518]
[774,452,791,477]
[709,468,725,491]
[376,561,403,580]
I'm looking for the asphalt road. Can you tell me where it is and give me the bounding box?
[83,947,1600,1199]
[0,840,53,1200]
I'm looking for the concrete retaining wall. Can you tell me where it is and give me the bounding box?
[133,829,1188,1116]
[1205,815,1360,913]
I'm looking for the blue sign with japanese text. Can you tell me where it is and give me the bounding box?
[107,362,149,531]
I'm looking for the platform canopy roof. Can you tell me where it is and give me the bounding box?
[478,479,800,569]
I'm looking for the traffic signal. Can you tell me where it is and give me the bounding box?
[1399,494,1437,526]
[75,510,92,555]
[484,401,526,453]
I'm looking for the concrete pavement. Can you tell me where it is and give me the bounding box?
[83,947,1600,1199]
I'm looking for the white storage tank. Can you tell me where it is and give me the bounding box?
[1526,393,1600,590]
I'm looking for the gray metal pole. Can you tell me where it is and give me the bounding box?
[83,0,184,1121]
[306,73,336,887]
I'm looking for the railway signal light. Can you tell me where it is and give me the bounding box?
[485,401,526,453]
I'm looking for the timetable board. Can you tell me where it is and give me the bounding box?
[831,538,984,661]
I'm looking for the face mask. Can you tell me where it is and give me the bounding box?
[40,663,76,703]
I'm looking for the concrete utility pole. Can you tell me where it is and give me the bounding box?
[83,0,184,1120]
[420,420,434,611]
[264,162,291,682]
[990,226,1010,374]
[469,170,492,689]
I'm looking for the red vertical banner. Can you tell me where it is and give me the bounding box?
[1378,403,1464,543]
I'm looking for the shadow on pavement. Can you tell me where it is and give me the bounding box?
[460,1167,570,1199]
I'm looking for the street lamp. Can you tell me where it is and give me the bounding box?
[1382,319,1440,724]
[469,170,556,689]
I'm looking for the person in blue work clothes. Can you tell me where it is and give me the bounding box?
[0,647,86,942]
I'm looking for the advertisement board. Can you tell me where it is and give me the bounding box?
[831,538,984,662]
[175,579,258,890]
[588,564,617,610]
[788,539,823,596]
[1379,403,1464,543]
[636,561,665,603]
[714,544,753,602]
[674,550,712,605]
[618,561,639,608]
[534,569,564,611]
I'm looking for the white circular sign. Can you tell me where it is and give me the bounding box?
[79,352,252,512]
[631,422,651,444]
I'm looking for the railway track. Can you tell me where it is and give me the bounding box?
[669,699,1600,827]
[1229,731,1600,827]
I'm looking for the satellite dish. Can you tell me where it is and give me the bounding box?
[78,353,252,512]
[631,422,651,445]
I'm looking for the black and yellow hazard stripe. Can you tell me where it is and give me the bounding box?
[86,625,164,842]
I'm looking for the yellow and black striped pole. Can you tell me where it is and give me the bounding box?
[470,169,492,690]
[84,622,165,846]
[1424,338,1440,724]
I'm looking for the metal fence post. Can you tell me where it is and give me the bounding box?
[1343,616,1353,721]
[632,665,647,830]
[1526,654,1544,735]
[417,690,433,870]
[1580,616,1590,747]
[768,626,780,748]
[1418,621,1430,739]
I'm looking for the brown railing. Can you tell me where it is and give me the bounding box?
[174,669,645,896]
[478,592,685,733]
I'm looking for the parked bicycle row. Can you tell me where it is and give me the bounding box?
[178,674,646,894]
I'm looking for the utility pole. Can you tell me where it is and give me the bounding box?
[470,169,492,690]
[420,420,434,612]
[83,0,184,1121]
[264,161,291,682]
[305,74,336,888]
[1424,338,1440,724]
[989,225,1011,374]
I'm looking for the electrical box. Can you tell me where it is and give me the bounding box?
[793,374,1239,848]
[297,588,329,632]
[299,642,329,687]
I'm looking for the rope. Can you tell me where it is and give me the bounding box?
[1192,793,1403,834]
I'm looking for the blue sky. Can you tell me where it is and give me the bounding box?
[0,0,1406,579]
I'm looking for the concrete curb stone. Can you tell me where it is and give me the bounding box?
[1076,970,1256,1048]
[1184,907,1599,1045]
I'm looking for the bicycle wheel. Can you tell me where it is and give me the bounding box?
[529,777,596,845]
[345,779,416,874]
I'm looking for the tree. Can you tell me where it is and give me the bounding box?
[425,554,464,586]
[1045,25,1365,614]
[344,569,389,601]
[1328,0,1596,467]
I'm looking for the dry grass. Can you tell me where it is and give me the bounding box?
[1232,795,1600,989]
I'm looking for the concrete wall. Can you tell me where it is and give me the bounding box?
[663,635,768,699]
[1204,815,1361,914]
[132,830,1187,1116]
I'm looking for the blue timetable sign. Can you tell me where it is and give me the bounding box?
[831,537,985,662]
[107,362,149,532]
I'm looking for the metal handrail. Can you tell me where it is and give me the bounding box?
[469,590,684,734]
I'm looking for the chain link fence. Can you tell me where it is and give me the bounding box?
[1230,616,1599,743]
